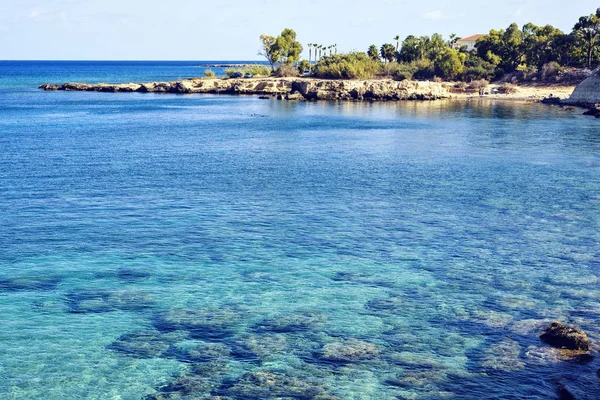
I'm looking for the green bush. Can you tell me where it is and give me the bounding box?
[461,55,497,81]
[391,63,417,81]
[541,62,562,80]
[313,52,381,79]
[203,69,215,78]
[225,65,271,77]
[298,60,310,73]
[412,59,435,80]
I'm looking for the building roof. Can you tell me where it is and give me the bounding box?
[457,34,486,42]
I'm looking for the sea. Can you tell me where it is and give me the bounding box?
[0,61,599,400]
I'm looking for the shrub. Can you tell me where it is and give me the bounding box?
[468,79,489,90]
[225,65,271,77]
[454,81,468,89]
[204,69,215,78]
[412,59,435,80]
[498,83,517,94]
[276,64,299,77]
[541,62,562,80]
[462,54,498,81]
[313,52,381,79]
[392,63,417,81]
[298,60,310,73]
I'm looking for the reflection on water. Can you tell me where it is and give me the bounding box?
[1,82,599,399]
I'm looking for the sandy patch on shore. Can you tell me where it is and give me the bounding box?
[450,84,576,102]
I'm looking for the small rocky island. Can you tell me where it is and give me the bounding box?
[39,77,448,101]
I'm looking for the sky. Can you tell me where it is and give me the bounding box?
[0,0,598,60]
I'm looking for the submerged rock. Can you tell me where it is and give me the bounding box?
[231,333,289,361]
[556,382,575,400]
[0,275,61,291]
[178,342,232,363]
[221,370,336,399]
[540,322,590,351]
[318,338,380,363]
[365,296,404,312]
[65,288,155,313]
[107,330,181,358]
[254,311,326,333]
[481,338,524,372]
[387,370,447,388]
[154,307,242,339]
[116,267,152,282]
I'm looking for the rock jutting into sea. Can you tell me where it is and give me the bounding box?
[539,322,590,351]
[39,77,449,101]
[563,68,600,107]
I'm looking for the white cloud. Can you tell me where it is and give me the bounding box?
[29,8,43,19]
[28,7,68,21]
[0,25,9,32]
[514,8,522,17]
[423,10,448,21]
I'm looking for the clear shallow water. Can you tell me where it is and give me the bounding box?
[1,62,600,400]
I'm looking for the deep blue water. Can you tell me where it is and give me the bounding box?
[1,61,599,400]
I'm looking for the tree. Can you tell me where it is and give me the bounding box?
[521,23,565,68]
[367,44,380,60]
[434,48,466,79]
[380,43,396,63]
[275,28,303,66]
[308,43,313,67]
[394,35,400,51]
[258,35,280,72]
[398,35,421,62]
[449,33,460,47]
[573,9,600,68]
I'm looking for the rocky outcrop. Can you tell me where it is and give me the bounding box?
[40,77,449,101]
[540,322,590,351]
[563,69,600,107]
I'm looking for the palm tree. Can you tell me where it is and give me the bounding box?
[334,44,338,55]
[329,45,333,56]
[308,43,313,66]
[394,35,401,52]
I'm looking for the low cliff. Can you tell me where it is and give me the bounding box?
[39,78,449,101]
[563,69,600,106]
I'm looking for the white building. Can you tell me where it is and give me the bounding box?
[452,34,486,52]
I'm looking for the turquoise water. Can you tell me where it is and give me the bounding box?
[1,62,600,399]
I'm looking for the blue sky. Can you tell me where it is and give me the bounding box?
[1,0,598,60]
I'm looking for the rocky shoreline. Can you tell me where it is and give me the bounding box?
[39,77,449,101]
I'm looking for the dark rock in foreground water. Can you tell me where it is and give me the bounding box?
[540,322,590,351]
[556,382,575,400]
